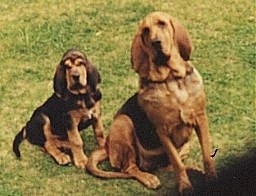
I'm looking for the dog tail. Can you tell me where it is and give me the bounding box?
[87,147,132,179]
[13,127,26,158]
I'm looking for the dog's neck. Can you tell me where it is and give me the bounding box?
[138,64,204,105]
[140,62,194,86]
[55,91,93,106]
[55,91,87,99]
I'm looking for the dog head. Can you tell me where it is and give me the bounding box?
[131,12,193,81]
[54,49,101,99]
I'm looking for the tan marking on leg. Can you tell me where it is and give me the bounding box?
[67,112,88,169]
[91,102,105,147]
[42,115,71,165]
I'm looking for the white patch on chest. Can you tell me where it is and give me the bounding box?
[166,80,188,104]
[166,67,203,104]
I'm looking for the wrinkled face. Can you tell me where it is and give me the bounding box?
[140,12,175,66]
[63,54,88,95]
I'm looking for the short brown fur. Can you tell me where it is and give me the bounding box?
[87,12,216,193]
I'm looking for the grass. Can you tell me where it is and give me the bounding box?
[0,0,255,195]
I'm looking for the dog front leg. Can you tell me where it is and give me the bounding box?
[92,118,105,147]
[42,115,71,165]
[195,113,217,180]
[66,113,88,169]
[157,129,192,194]
[91,102,105,147]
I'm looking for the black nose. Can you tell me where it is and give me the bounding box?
[152,40,161,49]
[72,74,80,81]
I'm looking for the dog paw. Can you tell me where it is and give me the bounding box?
[204,164,217,183]
[55,153,71,165]
[74,155,88,169]
[140,172,161,189]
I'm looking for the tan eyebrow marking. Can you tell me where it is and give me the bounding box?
[74,58,85,66]
[64,59,72,67]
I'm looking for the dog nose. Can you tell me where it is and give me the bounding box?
[152,40,161,49]
[72,74,80,81]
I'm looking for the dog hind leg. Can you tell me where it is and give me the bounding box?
[108,115,161,189]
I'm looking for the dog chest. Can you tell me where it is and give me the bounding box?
[40,94,94,135]
[138,70,205,127]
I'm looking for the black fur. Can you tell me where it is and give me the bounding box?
[12,127,25,158]
[12,91,101,158]
[116,93,161,149]
[190,150,256,195]
[13,48,102,158]
[114,94,171,170]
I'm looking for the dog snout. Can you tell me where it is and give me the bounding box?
[71,72,80,81]
[152,40,162,50]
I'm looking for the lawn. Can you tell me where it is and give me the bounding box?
[0,0,255,195]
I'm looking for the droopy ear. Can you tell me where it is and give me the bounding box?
[170,17,193,61]
[86,59,101,91]
[53,62,67,97]
[131,33,149,78]
[86,60,102,102]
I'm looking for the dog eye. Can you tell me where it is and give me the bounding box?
[80,62,87,66]
[64,64,72,70]
[142,27,150,35]
[77,60,87,67]
[75,63,86,69]
[157,20,166,28]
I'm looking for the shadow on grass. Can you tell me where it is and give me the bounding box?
[192,149,256,196]
[155,147,256,195]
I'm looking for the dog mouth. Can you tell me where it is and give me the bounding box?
[69,83,87,94]
[152,42,170,66]
[153,50,170,66]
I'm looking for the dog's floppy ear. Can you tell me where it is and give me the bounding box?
[86,60,102,101]
[53,61,67,98]
[86,60,101,90]
[87,60,102,102]
[170,17,193,61]
[131,33,150,78]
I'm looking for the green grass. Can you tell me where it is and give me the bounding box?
[0,0,255,195]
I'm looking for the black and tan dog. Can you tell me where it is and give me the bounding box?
[13,49,105,169]
[87,12,216,194]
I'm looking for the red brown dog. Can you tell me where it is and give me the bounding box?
[87,12,217,194]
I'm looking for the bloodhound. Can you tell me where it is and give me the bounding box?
[87,12,217,194]
[13,49,105,169]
